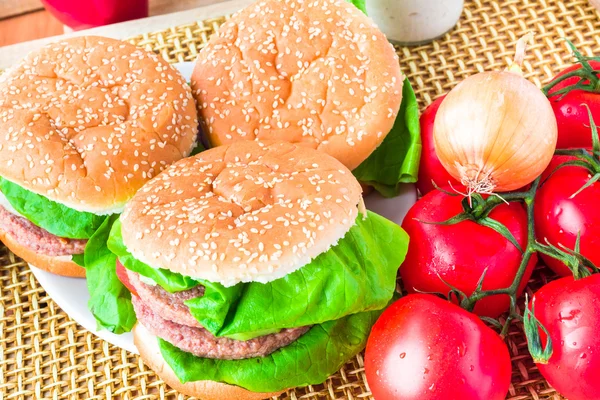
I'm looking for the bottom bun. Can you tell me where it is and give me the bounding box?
[0,230,85,278]
[133,323,285,400]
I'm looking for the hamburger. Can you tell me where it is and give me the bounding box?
[190,0,421,197]
[90,141,408,398]
[0,36,198,277]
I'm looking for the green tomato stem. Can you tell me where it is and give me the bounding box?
[542,39,600,97]
[463,153,599,323]
[461,182,538,312]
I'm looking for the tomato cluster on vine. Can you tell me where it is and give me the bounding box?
[365,40,600,400]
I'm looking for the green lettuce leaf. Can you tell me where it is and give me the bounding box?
[189,140,206,156]
[186,280,244,335]
[0,177,108,239]
[85,215,136,334]
[107,219,201,293]
[109,212,408,340]
[348,0,367,14]
[159,308,381,392]
[352,78,422,197]
[188,211,407,339]
[72,253,86,267]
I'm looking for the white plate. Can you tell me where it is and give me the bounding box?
[29,62,417,354]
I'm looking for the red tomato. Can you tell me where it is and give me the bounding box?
[529,274,600,400]
[417,95,460,195]
[548,62,600,149]
[539,153,578,183]
[400,189,537,318]
[365,294,511,400]
[116,259,138,297]
[534,160,600,277]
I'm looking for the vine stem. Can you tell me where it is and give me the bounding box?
[461,181,538,306]
[543,69,597,92]
[460,156,599,334]
[541,38,600,97]
[459,179,546,335]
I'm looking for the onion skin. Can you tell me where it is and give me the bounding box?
[433,71,557,193]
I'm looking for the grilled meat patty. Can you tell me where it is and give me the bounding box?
[133,296,310,360]
[0,205,87,256]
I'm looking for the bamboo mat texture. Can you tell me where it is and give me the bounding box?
[2,0,600,398]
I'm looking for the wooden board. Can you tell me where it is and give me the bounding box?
[0,0,41,19]
[149,0,232,15]
[0,0,228,20]
[0,0,251,68]
[0,10,63,46]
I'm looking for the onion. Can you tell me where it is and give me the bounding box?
[433,34,557,193]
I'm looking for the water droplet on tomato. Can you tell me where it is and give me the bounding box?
[457,343,467,357]
[580,353,587,359]
[427,354,432,360]
[423,368,429,375]
[429,383,436,391]
[564,324,593,349]
[399,352,406,359]
[469,365,475,372]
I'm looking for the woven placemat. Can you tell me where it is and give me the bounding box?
[2,0,599,398]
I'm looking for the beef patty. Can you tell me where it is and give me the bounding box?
[133,296,310,360]
[126,268,205,328]
[0,205,87,256]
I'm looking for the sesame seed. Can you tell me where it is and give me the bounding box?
[0,36,197,209]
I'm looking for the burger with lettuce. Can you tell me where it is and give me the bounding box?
[190,0,421,197]
[89,141,408,399]
[0,36,198,277]
[83,0,419,397]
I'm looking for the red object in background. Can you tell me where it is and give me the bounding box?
[417,95,461,195]
[41,0,149,30]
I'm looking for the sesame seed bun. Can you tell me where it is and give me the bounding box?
[120,141,362,287]
[0,36,198,215]
[191,0,403,171]
[0,229,85,277]
[133,323,285,400]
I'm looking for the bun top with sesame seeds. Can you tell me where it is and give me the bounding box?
[120,141,362,286]
[0,36,198,215]
[191,0,403,171]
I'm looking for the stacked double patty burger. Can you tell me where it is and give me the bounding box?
[108,141,408,399]
[0,37,198,277]
[94,1,415,396]
[77,0,414,397]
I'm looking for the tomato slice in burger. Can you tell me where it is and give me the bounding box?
[116,259,138,297]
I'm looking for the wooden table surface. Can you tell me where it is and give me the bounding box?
[0,10,62,46]
[0,0,231,47]
[0,0,251,69]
